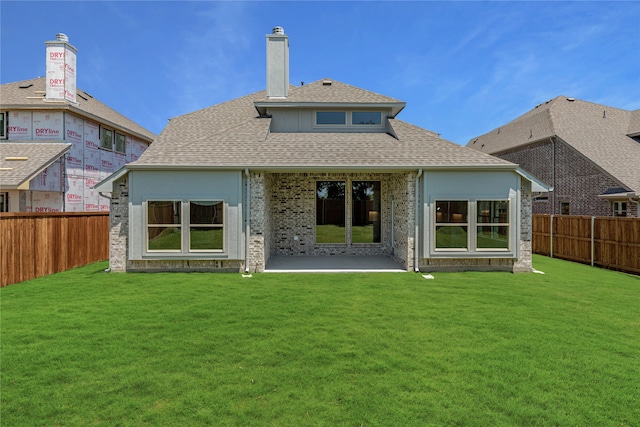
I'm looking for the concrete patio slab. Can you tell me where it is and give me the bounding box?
[265,255,407,273]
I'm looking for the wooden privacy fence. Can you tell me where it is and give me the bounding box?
[0,212,109,287]
[532,214,640,275]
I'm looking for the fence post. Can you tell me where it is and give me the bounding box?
[591,216,595,267]
[550,214,554,258]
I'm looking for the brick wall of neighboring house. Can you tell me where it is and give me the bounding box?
[498,138,623,216]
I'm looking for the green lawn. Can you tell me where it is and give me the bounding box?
[2,256,639,426]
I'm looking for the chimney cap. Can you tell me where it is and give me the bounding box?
[272,26,285,35]
[56,33,69,42]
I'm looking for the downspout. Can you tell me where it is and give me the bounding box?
[245,169,251,273]
[551,137,556,215]
[414,169,423,272]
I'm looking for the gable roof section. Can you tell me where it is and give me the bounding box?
[467,96,640,192]
[0,142,70,189]
[254,79,406,117]
[0,78,155,142]
[133,79,513,170]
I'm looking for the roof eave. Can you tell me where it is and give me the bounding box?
[0,103,155,143]
[253,101,407,118]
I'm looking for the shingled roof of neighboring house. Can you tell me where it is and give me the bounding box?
[0,142,70,189]
[0,78,155,142]
[133,79,513,170]
[467,96,640,192]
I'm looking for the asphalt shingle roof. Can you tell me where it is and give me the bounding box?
[467,96,640,191]
[0,142,70,188]
[0,78,155,141]
[136,79,512,170]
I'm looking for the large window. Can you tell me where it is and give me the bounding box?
[435,201,468,249]
[476,201,509,250]
[316,181,346,243]
[189,201,224,250]
[315,111,383,127]
[147,200,224,252]
[147,201,182,251]
[352,181,381,243]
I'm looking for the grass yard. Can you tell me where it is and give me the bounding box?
[1,255,639,426]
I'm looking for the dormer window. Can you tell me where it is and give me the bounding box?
[316,111,346,125]
[352,111,381,125]
[315,111,383,127]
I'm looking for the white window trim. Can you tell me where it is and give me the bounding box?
[475,199,511,252]
[145,200,226,254]
[434,200,470,251]
[146,200,182,253]
[432,199,513,254]
[313,111,384,128]
[187,199,225,253]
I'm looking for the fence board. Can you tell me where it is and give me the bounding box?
[533,214,640,275]
[0,212,109,287]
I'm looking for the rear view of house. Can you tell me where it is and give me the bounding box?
[97,27,547,273]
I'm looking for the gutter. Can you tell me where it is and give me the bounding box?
[245,168,251,273]
[414,168,423,272]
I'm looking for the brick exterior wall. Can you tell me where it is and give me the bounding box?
[498,138,630,216]
[513,179,533,273]
[108,171,536,274]
[108,176,129,272]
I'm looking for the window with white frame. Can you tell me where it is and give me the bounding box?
[100,127,113,150]
[316,111,346,125]
[435,201,469,249]
[147,201,182,251]
[315,111,383,127]
[476,200,510,250]
[613,201,627,217]
[147,200,225,253]
[352,111,382,125]
[189,201,224,251]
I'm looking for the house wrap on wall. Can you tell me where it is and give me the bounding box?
[96,27,548,273]
[0,34,154,213]
[467,97,640,218]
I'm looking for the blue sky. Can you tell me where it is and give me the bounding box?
[2,1,639,145]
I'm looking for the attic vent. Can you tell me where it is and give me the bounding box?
[5,157,28,161]
[56,33,69,42]
[272,26,284,35]
[566,97,575,101]
[19,83,33,89]
[322,79,333,86]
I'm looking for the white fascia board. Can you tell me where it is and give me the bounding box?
[93,165,129,192]
[515,167,552,192]
[254,101,406,117]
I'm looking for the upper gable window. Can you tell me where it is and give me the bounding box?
[316,111,346,125]
[352,112,382,125]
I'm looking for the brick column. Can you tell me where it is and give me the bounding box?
[109,177,129,272]
[513,179,533,273]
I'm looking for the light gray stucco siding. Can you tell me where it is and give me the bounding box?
[128,170,244,261]
[421,170,520,259]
